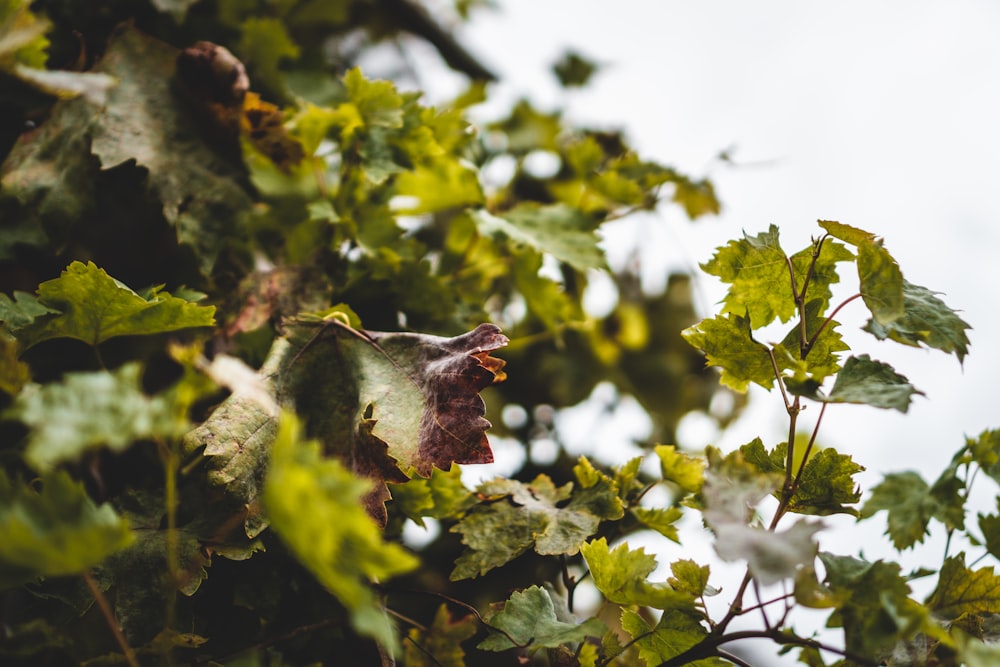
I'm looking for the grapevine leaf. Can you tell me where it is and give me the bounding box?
[655,444,705,494]
[405,604,477,667]
[8,363,180,472]
[581,537,694,610]
[621,608,729,667]
[390,464,474,526]
[817,219,876,246]
[979,503,1000,562]
[860,470,965,550]
[968,429,1000,480]
[97,505,216,643]
[0,1,49,68]
[0,291,59,331]
[263,414,418,649]
[714,520,822,586]
[186,321,507,530]
[819,553,915,659]
[0,470,133,589]
[631,507,684,543]
[863,280,971,363]
[471,203,606,271]
[857,238,904,325]
[552,50,599,88]
[701,224,792,326]
[236,17,300,97]
[393,156,485,214]
[0,335,30,395]
[786,447,864,517]
[89,26,253,275]
[478,585,606,651]
[668,559,717,598]
[820,354,924,412]
[488,100,562,154]
[926,554,1000,620]
[11,261,215,350]
[681,312,775,392]
[450,472,622,579]
[449,497,537,580]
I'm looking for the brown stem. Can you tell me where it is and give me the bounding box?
[83,571,139,667]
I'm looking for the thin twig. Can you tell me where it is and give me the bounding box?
[807,293,863,352]
[83,571,139,667]
[766,347,792,412]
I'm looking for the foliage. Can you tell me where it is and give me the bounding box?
[0,3,992,667]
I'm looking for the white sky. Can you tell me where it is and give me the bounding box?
[433,2,1000,662]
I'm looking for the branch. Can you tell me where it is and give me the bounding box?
[83,571,139,667]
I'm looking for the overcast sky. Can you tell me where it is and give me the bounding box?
[441,2,1000,661]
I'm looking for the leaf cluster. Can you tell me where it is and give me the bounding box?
[0,2,736,666]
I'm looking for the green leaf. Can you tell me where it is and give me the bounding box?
[857,238,904,325]
[0,291,59,332]
[631,507,684,543]
[8,362,180,472]
[621,608,729,667]
[0,334,30,395]
[786,447,864,517]
[393,156,484,214]
[968,428,1000,480]
[863,280,971,363]
[817,219,876,246]
[488,99,562,154]
[714,520,822,586]
[390,464,474,526]
[668,559,717,598]
[581,537,694,610]
[0,1,49,68]
[449,496,537,580]
[0,470,133,588]
[478,585,606,651]
[980,510,1000,565]
[405,604,477,667]
[90,27,254,275]
[450,473,622,579]
[12,261,215,349]
[701,224,792,326]
[340,66,405,132]
[552,50,599,88]
[0,94,98,250]
[263,413,419,649]
[237,17,300,96]
[860,470,965,550]
[471,203,606,271]
[655,444,705,494]
[819,553,915,659]
[681,312,776,392]
[820,354,924,412]
[926,554,1000,620]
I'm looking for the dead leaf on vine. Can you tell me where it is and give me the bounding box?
[184,321,508,528]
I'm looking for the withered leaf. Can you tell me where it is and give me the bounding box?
[185,321,507,529]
